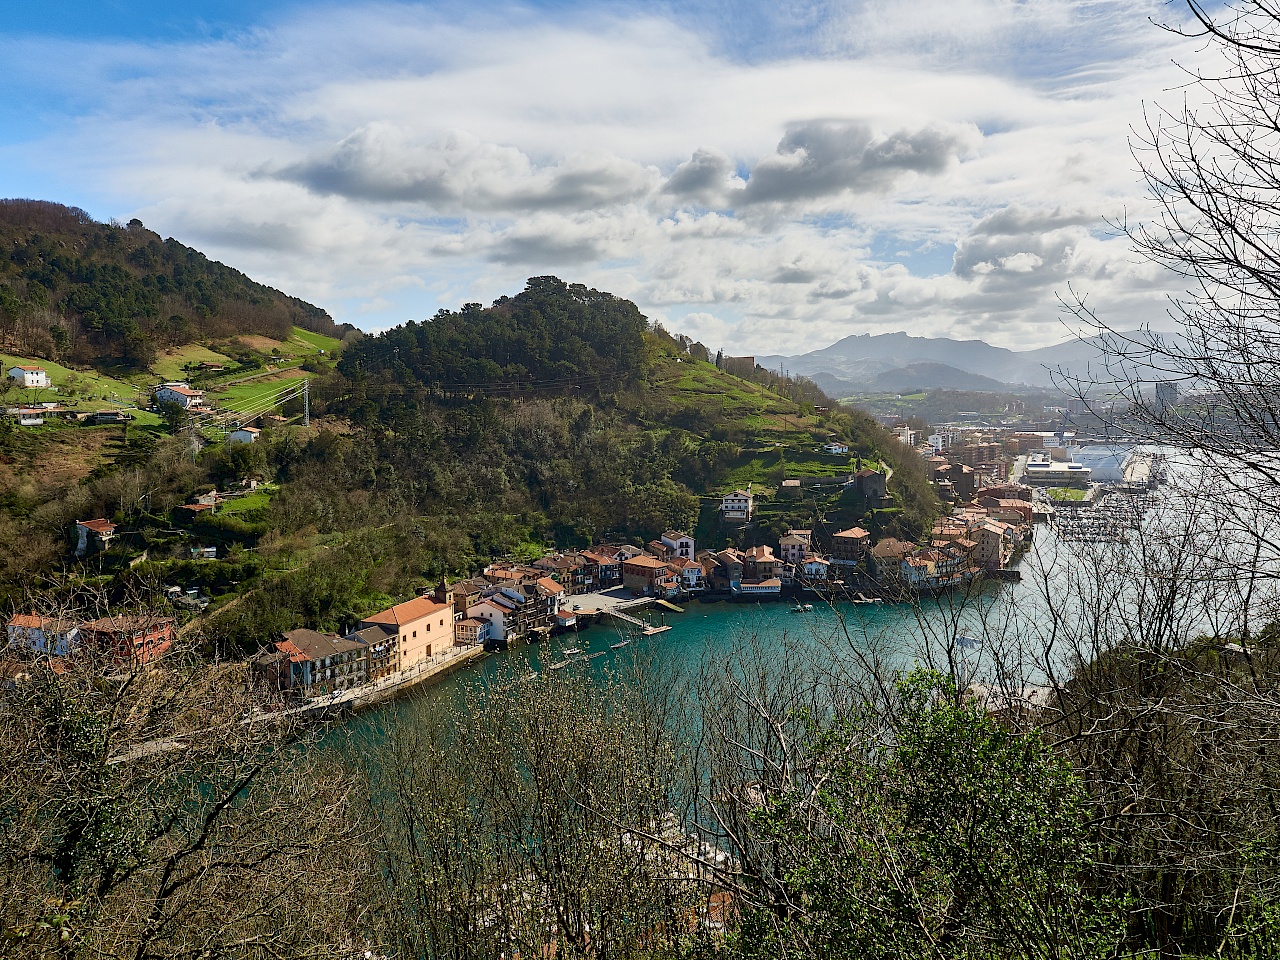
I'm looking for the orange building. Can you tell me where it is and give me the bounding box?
[360,596,453,672]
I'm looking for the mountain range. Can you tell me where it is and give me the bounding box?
[757,330,1175,396]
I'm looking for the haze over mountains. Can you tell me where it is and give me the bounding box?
[758,330,1170,396]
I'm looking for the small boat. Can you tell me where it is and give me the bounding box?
[610,639,631,649]
[955,634,980,650]
[586,651,606,660]
[562,648,582,656]
[548,660,571,671]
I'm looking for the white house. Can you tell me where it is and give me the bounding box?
[7,614,79,656]
[155,382,205,409]
[720,488,753,522]
[8,366,50,389]
[660,530,696,560]
[670,557,705,592]
[16,408,44,426]
[229,426,260,445]
[821,441,850,455]
[895,425,917,447]
[802,555,831,581]
[467,595,520,642]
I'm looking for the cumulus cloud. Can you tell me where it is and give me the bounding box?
[739,120,978,205]
[279,125,657,212]
[662,148,738,206]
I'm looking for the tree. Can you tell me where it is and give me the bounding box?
[360,665,700,960]
[157,400,187,435]
[1066,1,1280,504]
[686,650,1118,960]
[0,626,367,959]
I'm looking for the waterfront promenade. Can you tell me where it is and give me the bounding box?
[273,643,489,721]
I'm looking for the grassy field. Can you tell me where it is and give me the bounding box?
[207,373,309,413]
[1,353,143,404]
[1048,487,1088,501]
[289,326,342,354]
[647,358,827,442]
[150,343,238,382]
[219,485,276,516]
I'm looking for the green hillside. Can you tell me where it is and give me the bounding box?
[0,269,939,651]
[0,199,349,370]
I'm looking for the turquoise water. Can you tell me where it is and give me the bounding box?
[377,582,1017,713]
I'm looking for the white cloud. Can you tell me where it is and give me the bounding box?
[0,0,1202,352]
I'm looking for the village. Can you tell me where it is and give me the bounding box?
[6,363,1158,711]
[9,447,1048,707]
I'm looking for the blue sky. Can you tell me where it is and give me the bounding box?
[0,0,1199,351]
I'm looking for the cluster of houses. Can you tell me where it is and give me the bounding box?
[4,365,135,426]
[6,612,175,665]
[250,569,577,699]
[156,381,264,445]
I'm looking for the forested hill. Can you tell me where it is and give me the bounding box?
[0,199,346,369]
[337,276,649,402]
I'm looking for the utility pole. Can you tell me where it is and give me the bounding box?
[303,378,310,427]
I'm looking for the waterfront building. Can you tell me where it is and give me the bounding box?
[801,554,831,582]
[744,545,781,580]
[455,618,486,648]
[735,578,782,599]
[869,539,915,583]
[580,550,622,587]
[830,527,871,568]
[622,554,681,596]
[255,628,370,696]
[360,596,453,672]
[669,557,705,592]
[779,530,812,565]
[346,624,396,681]
[1023,452,1092,487]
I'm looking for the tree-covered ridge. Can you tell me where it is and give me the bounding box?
[0,199,344,369]
[337,276,650,407]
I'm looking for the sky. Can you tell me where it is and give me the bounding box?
[0,0,1208,353]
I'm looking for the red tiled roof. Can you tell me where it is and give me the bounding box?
[536,576,566,596]
[623,554,669,569]
[77,518,116,534]
[80,615,175,635]
[834,527,870,539]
